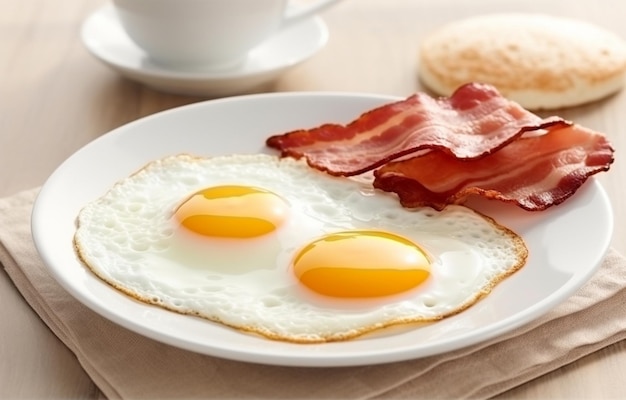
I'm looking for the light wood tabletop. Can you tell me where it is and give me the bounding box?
[1,0,625,398]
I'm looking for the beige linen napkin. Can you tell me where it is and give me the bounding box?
[2,188,626,399]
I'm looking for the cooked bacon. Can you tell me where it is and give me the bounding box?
[266,83,567,176]
[372,124,615,211]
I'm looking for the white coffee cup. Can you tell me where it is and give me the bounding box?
[112,0,341,71]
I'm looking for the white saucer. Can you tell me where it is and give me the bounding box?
[81,4,329,97]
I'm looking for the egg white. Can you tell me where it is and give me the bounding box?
[74,153,528,343]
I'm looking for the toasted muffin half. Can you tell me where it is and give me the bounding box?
[418,13,626,109]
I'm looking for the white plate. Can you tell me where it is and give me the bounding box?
[80,4,328,97]
[32,92,613,367]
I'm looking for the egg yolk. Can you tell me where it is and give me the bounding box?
[174,185,288,238]
[292,230,431,298]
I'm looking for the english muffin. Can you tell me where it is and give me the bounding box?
[418,13,626,109]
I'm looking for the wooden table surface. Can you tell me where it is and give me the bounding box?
[1,0,625,398]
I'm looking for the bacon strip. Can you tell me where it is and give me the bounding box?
[372,124,615,211]
[266,83,567,176]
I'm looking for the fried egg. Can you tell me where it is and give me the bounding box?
[74,153,528,343]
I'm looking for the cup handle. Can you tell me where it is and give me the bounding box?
[282,0,342,26]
